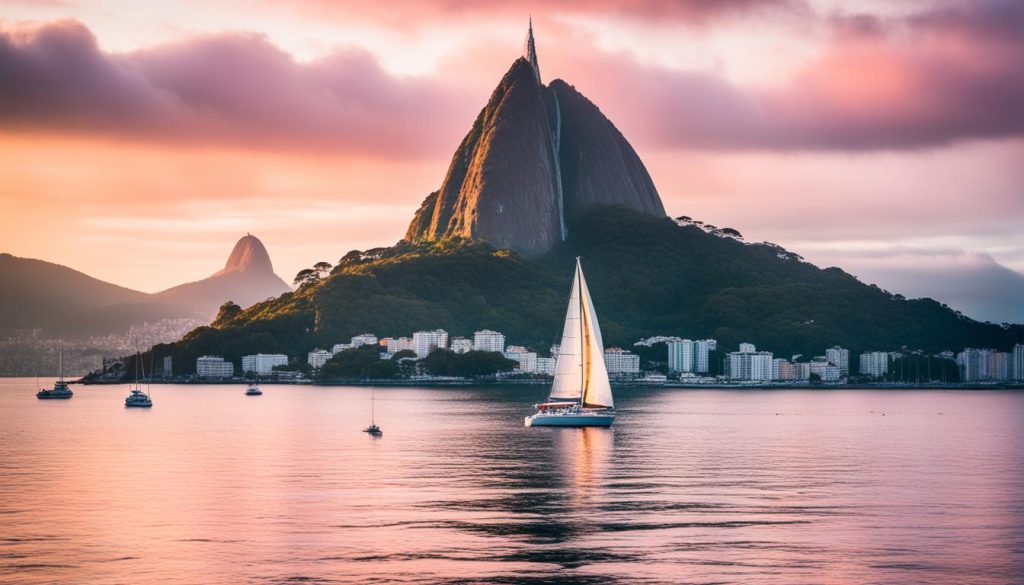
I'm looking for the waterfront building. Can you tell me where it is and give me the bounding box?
[536,357,556,376]
[809,360,841,382]
[859,352,889,378]
[990,350,1011,381]
[473,330,506,353]
[450,337,473,354]
[667,338,716,373]
[504,345,538,373]
[825,346,849,377]
[307,349,332,369]
[382,337,415,354]
[162,356,173,378]
[242,353,288,376]
[772,358,806,381]
[727,346,773,381]
[1015,344,1024,381]
[604,347,640,374]
[196,355,234,378]
[350,334,378,348]
[413,329,449,358]
[956,348,1010,382]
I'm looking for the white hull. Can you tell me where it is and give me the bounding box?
[525,410,614,427]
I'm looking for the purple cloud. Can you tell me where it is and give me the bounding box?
[0,20,472,156]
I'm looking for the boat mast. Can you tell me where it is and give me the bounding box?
[578,258,586,405]
[58,339,64,382]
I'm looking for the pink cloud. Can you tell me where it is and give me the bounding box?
[0,20,473,156]
[2,1,1022,154]
[275,0,802,26]
[557,1,1024,151]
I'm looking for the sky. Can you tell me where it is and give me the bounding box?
[1,0,1022,323]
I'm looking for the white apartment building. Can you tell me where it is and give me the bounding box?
[196,356,234,378]
[242,353,288,375]
[413,329,449,358]
[958,348,1012,382]
[825,346,849,377]
[504,345,538,373]
[727,347,773,381]
[450,337,473,354]
[536,357,556,376]
[667,338,717,373]
[604,347,640,374]
[859,351,889,378]
[809,360,840,382]
[332,343,354,355]
[307,349,332,369]
[739,342,756,353]
[473,330,506,353]
[382,337,415,354]
[350,334,378,348]
[1014,344,1024,381]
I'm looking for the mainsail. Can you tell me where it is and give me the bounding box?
[549,259,614,409]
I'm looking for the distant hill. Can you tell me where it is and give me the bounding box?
[0,234,291,339]
[138,207,1022,377]
[154,234,291,311]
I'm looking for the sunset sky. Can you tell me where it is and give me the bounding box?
[1,0,1022,323]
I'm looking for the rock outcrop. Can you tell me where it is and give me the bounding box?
[405,23,665,256]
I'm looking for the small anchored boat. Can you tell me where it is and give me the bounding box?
[364,388,382,436]
[37,341,73,400]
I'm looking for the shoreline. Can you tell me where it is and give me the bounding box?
[60,377,1024,390]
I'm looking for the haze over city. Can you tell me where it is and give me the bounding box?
[2,0,1023,323]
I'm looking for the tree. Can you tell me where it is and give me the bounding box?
[294,268,318,287]
[313,261,333,277]
[213,301,242,328]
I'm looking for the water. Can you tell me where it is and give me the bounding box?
[1,378,1022,584]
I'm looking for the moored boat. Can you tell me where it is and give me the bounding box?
[37,341,73,400]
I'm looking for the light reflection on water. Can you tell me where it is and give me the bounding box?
[1,379,1022,584]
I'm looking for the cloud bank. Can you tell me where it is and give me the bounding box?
[2,1,1024,154]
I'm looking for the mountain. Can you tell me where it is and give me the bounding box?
[110,24,1021,377]
[137,207,1022,378]
[155,234,291,310]
[0,234,291,339]
[405,23,664,256]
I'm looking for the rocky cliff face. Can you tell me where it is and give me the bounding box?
[405,30,665,256]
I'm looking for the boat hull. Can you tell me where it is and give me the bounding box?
[36,393,73,399]
[525,411,614,427]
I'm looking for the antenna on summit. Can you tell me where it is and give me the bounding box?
[524,16,541,83]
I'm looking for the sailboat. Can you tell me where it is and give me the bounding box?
[36,340,73,399]
[125,346,153,408]
[525,258,615,427]
[364,387,382,436]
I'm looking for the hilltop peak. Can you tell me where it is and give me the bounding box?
[215,233,275,276]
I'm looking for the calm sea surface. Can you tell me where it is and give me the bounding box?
[1,378,1022,584]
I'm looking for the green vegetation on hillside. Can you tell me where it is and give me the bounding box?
[119,206,1021,379]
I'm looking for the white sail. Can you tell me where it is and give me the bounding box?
[578,267,613,409]
[549,264,584,401]
[548,259,614,409]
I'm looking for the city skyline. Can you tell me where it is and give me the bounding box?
[2,1,1023,324]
